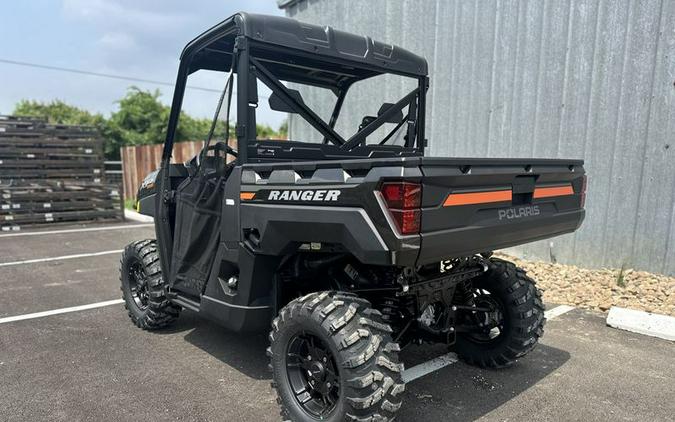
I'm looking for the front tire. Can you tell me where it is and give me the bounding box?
[120,239,180,330]
[268,291,405,422]
[454,258,545,368]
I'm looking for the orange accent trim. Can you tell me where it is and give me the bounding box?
[533,185,574,199]
[443,190,512,207]
[240,192,256,200]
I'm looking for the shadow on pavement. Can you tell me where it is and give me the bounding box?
[174,311,271,381]
[398,343,571,421]
[155,311,570,421]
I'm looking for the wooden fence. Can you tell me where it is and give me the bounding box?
[121,141,204,200]
[121,138,286,200]
[120,139,248,199]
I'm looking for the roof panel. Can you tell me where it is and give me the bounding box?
[181,12,428,78]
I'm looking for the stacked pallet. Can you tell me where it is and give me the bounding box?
[0,115,122,231]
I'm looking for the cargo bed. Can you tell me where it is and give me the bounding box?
[416,156,585,264]
[238,154,586,266]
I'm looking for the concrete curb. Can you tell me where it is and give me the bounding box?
[606,306,675,342]
[124,209,154,223]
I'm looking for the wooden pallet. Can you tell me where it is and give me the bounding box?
[0,136,103,147]
[1,209,121,229]
[0,146,101,158]
[1,183,119,199]
[0,171,104,181]
[1,159,102,167]
[0,118,99,138]
[0,115,123,227]
[0,199,117,214]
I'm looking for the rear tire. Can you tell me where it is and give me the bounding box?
[268,291,405,422]
[120,239,180,330]
[454,258,545,368]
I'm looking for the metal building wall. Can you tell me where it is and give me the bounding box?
[280,0,675,276]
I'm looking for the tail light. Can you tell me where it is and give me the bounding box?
[380,182,421,235]
[580,175,588,208]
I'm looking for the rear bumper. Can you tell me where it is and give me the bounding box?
[417,209,584,265]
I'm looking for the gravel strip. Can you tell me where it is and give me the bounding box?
[496,253,675,317]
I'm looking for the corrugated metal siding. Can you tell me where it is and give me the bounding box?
[283,0,675,276]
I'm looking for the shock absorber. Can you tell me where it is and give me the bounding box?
[380,296,402,329]
[453,279,475,306]
[379,295,415,343]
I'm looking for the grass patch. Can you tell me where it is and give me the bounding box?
[616,263,627,287]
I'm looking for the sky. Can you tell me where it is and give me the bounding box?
[0,0,286,128]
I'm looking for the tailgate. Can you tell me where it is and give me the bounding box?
[417,157,585,264]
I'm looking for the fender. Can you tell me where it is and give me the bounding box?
[240,203,393,265]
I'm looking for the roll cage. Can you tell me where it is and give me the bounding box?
[161,12,429,166]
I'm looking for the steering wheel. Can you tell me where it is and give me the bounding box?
[188,141,237,175]
[206,141,238,158]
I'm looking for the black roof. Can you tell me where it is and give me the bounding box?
[181,13,427,87]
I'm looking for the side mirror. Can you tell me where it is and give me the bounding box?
[377,103,404,124]
[359,116,377,131]
[269,89,304,113]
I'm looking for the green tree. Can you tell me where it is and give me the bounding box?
[13,87,288,159]
[103,87,168,157]
[13,99,105,127]
[278,119,288,138]
[105,87,226,157]
[176,111,214,142]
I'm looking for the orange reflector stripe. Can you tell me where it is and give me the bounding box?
[443,190,512,207]
[533,185,574,199]
[240,192,256,200]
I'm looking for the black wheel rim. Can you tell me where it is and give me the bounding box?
[285,331,340,418]
[128,259,149,310]
[467,289,506,343]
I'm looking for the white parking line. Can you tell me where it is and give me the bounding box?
[401,304,575,382]
[0,299,124,324]
[402,352,458,383]
[545,305,575,320]
[0,288,576,385]
[0,224,153,238]
[0,250,123,267]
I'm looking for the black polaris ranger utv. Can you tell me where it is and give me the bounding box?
[120,12,586,422]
